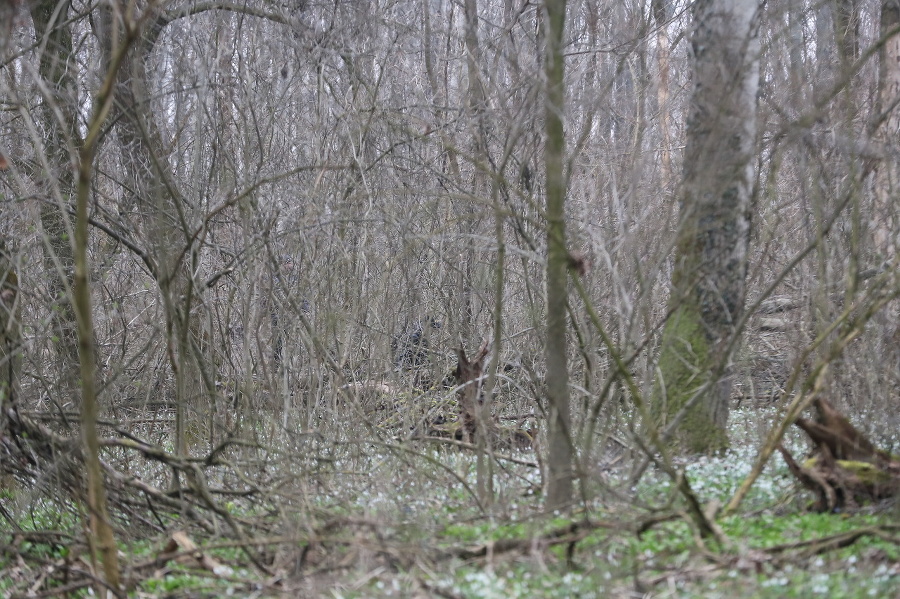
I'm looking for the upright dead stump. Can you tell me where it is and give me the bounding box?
[454,340,489,444]
[449,339,535,450]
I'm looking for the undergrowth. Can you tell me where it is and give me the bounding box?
[1,406,898,598]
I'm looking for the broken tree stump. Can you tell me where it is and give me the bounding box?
[454,339,490,444]
[448,340,533,450]
[780,398,899,512]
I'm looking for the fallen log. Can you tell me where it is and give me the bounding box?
[779,398,899,512]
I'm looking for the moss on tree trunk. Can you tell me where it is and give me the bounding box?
[651,0,759,454]
[653,302,728,454]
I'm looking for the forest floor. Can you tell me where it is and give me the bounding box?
[1,405,898,598]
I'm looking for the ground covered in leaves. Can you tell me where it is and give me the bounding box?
[1,406,898,598]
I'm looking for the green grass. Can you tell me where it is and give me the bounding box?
[419,511,899,599]
[2,404,898,598]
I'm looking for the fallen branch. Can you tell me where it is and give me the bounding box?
[405,435,538,467]
[441,518,619,561]
[766,525,900,559]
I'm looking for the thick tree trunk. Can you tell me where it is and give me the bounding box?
[543,0,574,510]
[652,0,760,454]
[30,0,82,401]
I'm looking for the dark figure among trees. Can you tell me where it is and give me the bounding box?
[391,317,441,387]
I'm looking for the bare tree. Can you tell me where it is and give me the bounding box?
[652,0,674,190]
[0,241,20,417]
[874,0,900,256]
[3,1,900,594]
[652,0,761,453]
[29,0,81,401]
[73,13,133,590]
[543,0,574,509]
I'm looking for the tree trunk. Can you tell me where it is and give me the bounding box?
[873,0,900,416]
[834,0,861,68]
[76,86,123,599]
[0,241,21,416]
[30,0,82,402]
[98,7,213,456]
[874,0,900,257]
[652,0,760,454]
[462,0,497,508]
[652,0,673,191]
[543,0,574,510]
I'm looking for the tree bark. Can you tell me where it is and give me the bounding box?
[543,0,574,510]
[30,0,82,401]
[834,0,861,68]
[874,0,900,256]
[0,241,21,415]
[652,0,673,191]
[462,0,495,507]
[74,10,135,595]
[98,6,214,457]
[0,241,21,496]
[652,0,760,454]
